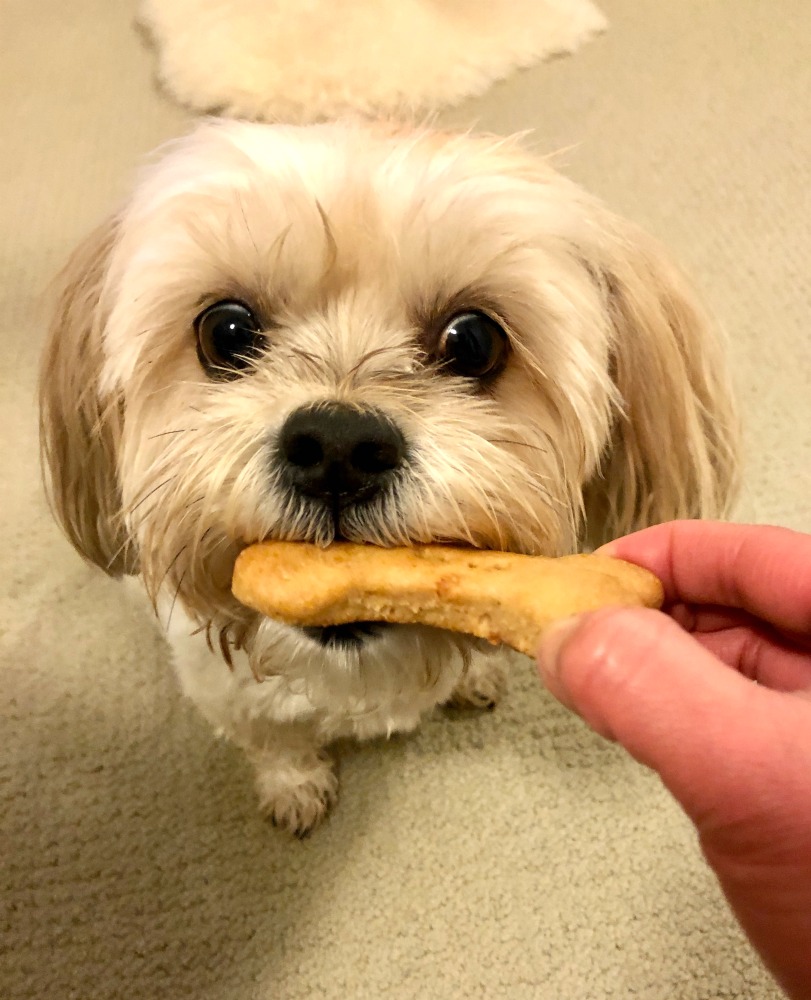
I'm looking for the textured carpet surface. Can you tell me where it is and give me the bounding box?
[2,1,810,998]
[138,0,605,122]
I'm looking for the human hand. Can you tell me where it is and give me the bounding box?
[537,520,811,1000]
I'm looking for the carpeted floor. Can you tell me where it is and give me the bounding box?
[2,1,810,998]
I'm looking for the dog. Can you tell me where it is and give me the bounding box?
[39,120,739,835]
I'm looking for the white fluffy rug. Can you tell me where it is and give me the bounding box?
[138,0,606,122]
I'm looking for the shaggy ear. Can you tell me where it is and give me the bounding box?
[582,222,740,547]
[39,217,137,576]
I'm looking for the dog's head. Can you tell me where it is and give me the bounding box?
[40,120,738,639]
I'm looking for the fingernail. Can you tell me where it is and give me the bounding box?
[537,614,582,703]
[593,541,618,557]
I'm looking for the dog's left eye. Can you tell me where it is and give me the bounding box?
[194,300,265,379]
[436,311,510,379]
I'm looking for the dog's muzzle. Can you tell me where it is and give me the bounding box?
[275,402,408,647]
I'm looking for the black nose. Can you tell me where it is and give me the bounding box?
[278,403,406,505]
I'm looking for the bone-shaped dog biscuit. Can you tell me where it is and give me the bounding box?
[232,542,663,657]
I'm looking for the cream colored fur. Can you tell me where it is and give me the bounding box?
[39,120,738,834]
[137,0,607,122]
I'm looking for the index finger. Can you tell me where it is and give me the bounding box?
[598,520,811,638]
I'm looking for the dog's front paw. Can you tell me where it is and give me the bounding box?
[446,651,508,711]
[254,750,338,837]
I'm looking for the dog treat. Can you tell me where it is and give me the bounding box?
[232,542,663,657]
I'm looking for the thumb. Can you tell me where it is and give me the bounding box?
[538,607,811,1000]
[536,607,801,831]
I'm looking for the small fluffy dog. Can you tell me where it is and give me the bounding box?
[40,121,738,834]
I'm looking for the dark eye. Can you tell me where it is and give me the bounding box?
[194,300,265,379]
[436,311,510,379]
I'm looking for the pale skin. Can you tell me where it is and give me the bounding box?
[537,520,811,1000]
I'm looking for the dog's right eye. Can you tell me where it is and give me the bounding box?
[194,300,265,380]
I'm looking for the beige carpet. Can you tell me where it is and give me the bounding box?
[2,1,810,998]
[138,0,606,122]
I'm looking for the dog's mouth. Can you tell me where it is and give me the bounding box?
[300,621,392,648]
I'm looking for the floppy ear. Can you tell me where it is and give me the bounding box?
[582,221,740,547]
[39,217,137,576]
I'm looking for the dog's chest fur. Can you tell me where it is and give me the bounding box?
[162,597,471,745]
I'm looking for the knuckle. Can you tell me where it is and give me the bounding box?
[560,607,673,700]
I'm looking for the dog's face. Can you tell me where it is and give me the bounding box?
[40,121,738,653]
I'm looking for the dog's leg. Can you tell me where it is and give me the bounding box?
[249,731,338,837]
[446,646,508,710]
